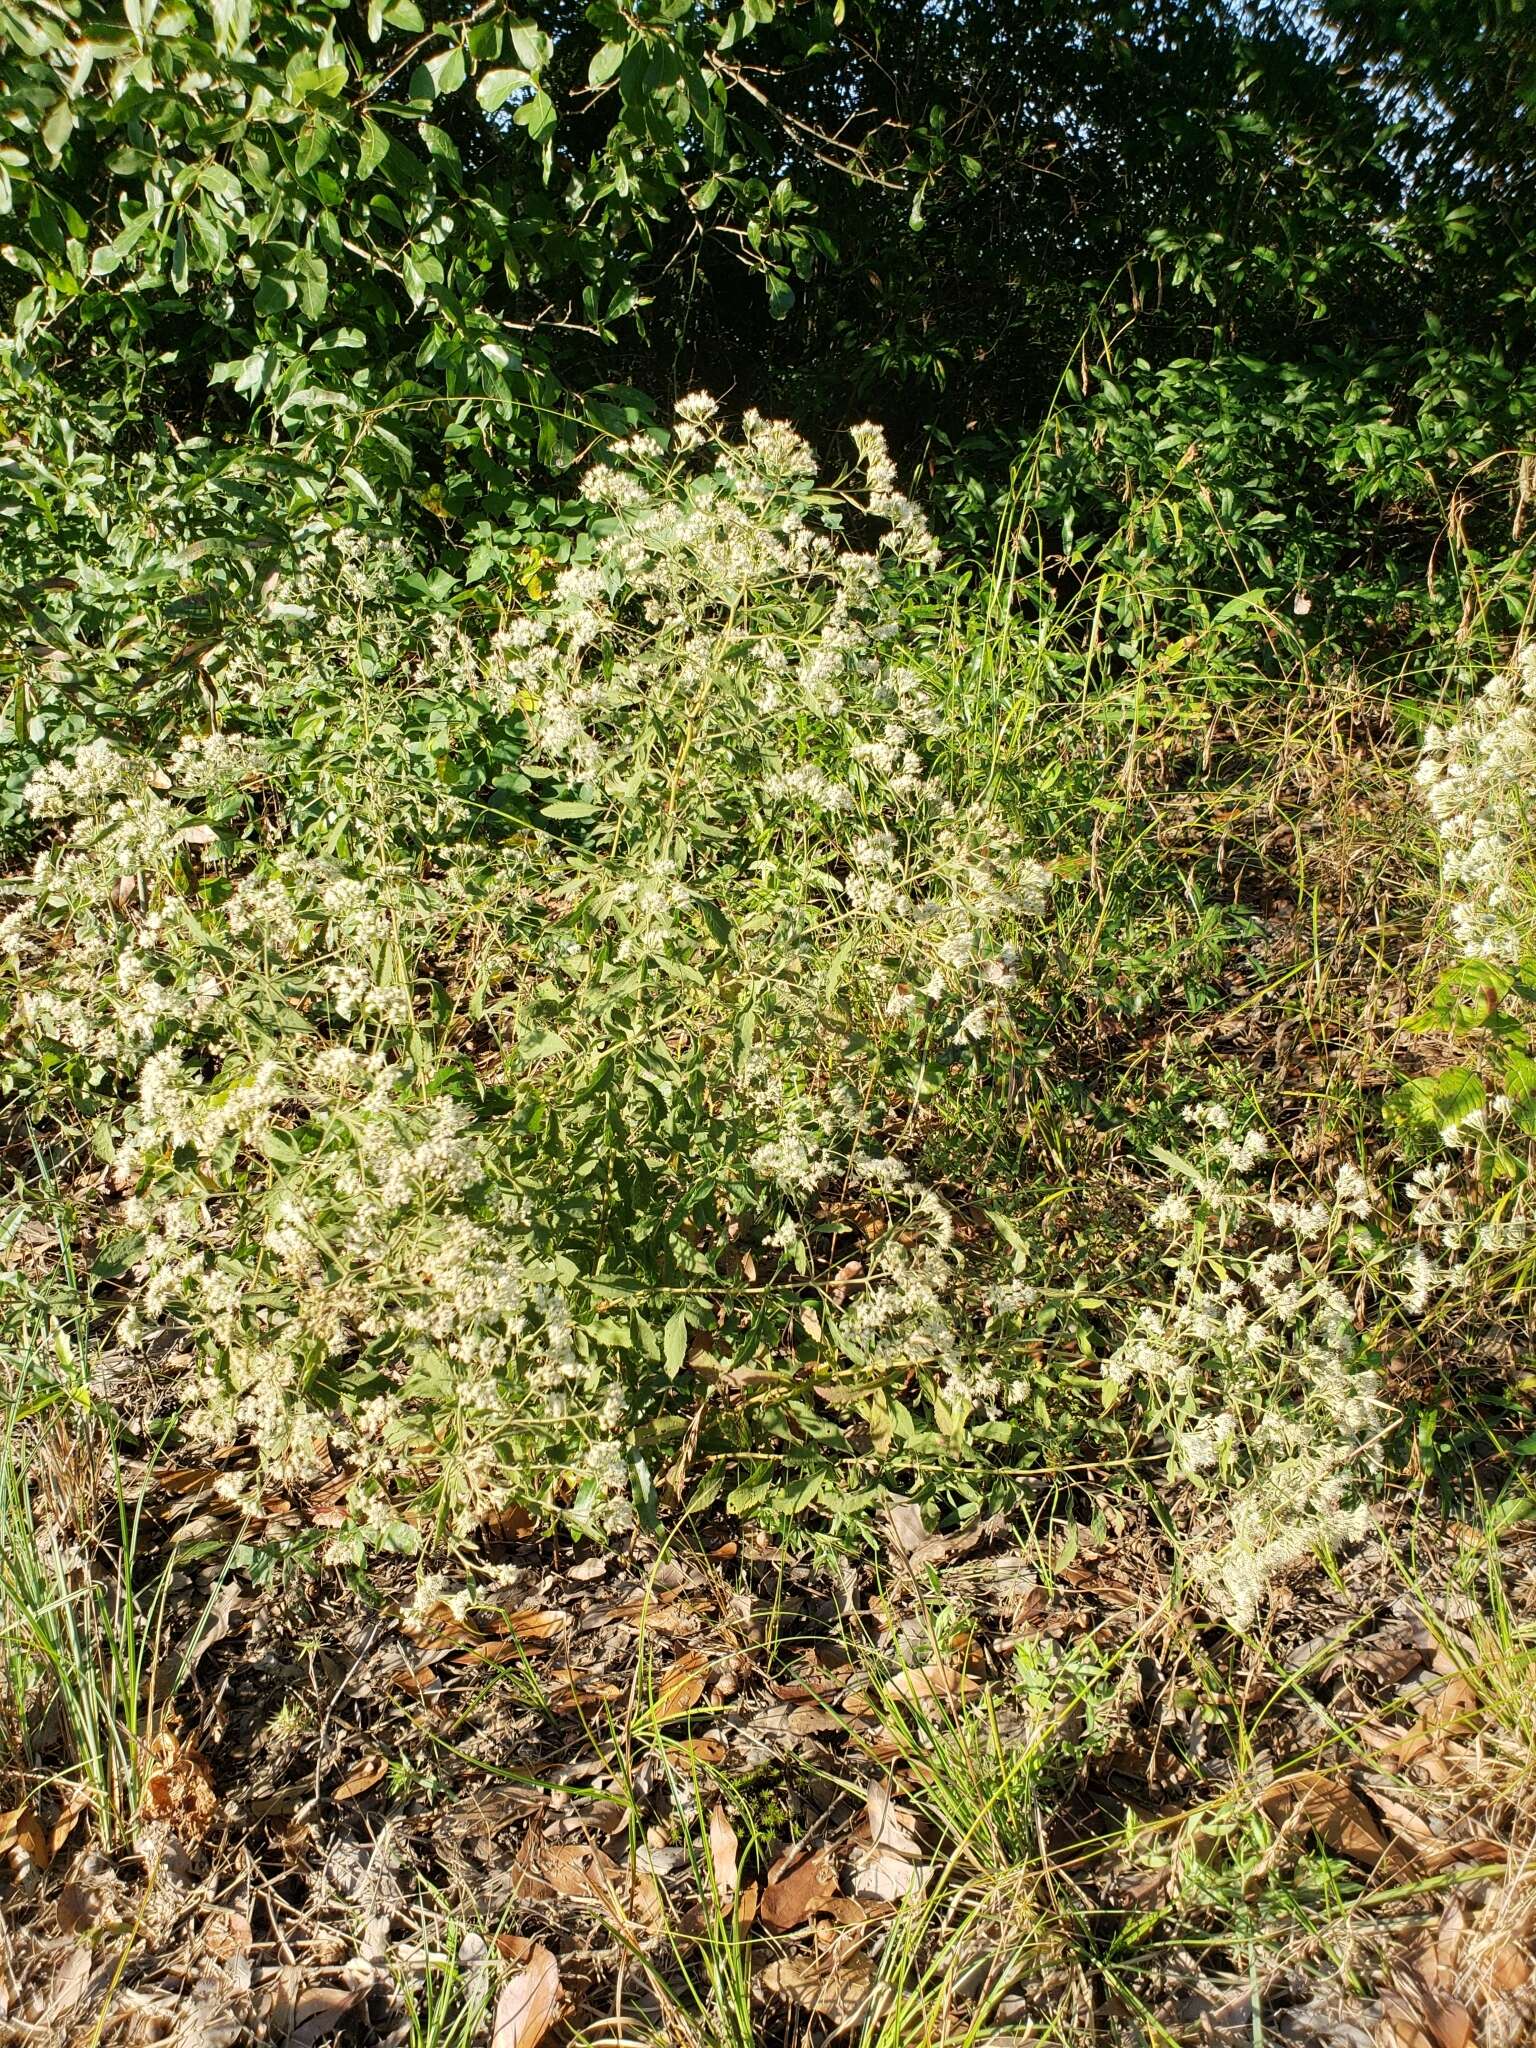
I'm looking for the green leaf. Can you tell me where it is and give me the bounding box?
[428,44,466,94]
[513,89,557,140]
[508,18,552,71]
[476,66,529,112]
[253,271,296,314]
[588,40,626,87]
[340,464,380,506]
[663,1308,689,1377]
[293,253,328,320]
[519,1028,571,1062]
[1386,1068,1486,1142]
[629,1451,659,1532]
[419,122,460,169]
[289,61,348,103]
[41,98,75,159]
[539,799,598,819]
[356,117,389,179]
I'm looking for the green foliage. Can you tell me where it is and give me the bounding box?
[0,0,843,523]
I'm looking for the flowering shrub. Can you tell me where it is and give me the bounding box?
[1104,1110,1390,1628]
[1389,644,1536,1306]
[1106,638,1536,1629]
[1416,648,1536,974]
[1,404,1059,1543]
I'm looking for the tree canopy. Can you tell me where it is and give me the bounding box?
[5,0,1533,548]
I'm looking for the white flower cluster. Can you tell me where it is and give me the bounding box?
[1396,1140,1531,1311]
[1417,645,1536,967]
[850,420,941,566]
[1105,1112,1389,1629]
[24,737,140,818]
[117,1061,599,1527]
[4,718,589,1529]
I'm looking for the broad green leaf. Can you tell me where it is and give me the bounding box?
[513,89,556,139]
[588,39,625,86]
[356,117,389,179]
[41,99,75,158]
[289,61,347,103]
[508,18,552,71]
[476,66,529,112]
[428,44,466,94]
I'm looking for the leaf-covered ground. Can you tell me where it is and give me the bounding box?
[3,1469,1534,2047]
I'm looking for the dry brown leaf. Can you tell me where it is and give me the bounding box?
[56,1864,122,1938]
[203,1908,254,1962]
[512,1835,663,1932]
[1409,1980,1474,2048]
[757,1701,841,1739]
[492,1943,561,2048]
[444,1613,571,1667]
[1425,1673,1479,1719]
[1257,1771,1404,1873]
[480,1504,539,1543]
[651,1651,709,1719]
[266,1981,365,2048]
[707,1804,739,1904]
[865,1784,923,1858]
[668,1734,729,1766]
[495,1934,552,1965]
[139,1730,219,1840]
[1489,1940,1531,1992]
[41,1945,90,2025]
[770,1667,854,1704]
[848,1843,922,1903]
[883,1663,982,1707]
[49,1792,88,1863]
[1363,1783,1508,1875]
[884,1500,928,1560]
[546,1669,625,1714]
[1322,1639,1425,1689]
[502,1607,569,1647]
[332,1755,390,1803]
[534,1842,620,1902]
[759,1846,840,1932]
[153,1463,226,1498]
[755,1950,874,2023]
[0,1804,51,1871]
[625,1601,701,1641]
[154,1580,243,1705]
